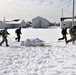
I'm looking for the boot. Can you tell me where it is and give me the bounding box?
[6,45,9,46]
[0,44,1,46]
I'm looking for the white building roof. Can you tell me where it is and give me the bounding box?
[32,16,47,21]
[4,19,26,24]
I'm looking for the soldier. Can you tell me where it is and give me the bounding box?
[15,27,22,42]
[66,26,76,44]
[0,28,10,46]
[58,27,68,43]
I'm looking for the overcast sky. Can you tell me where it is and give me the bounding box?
[0,0,76,23]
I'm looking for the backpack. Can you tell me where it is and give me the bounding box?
[15,29,18,33]
[0,31,1,35]
[0,30,4,35]
[15,29,21,34]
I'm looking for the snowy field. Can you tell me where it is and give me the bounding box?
[0,26,76,75]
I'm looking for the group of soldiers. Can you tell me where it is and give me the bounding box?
[0,27,21,46]
[0,26,76,47]
[58,26,76,44]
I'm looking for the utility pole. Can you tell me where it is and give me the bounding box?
[3,17,5,22]
[72,0,75,27]
[62,8,63,18]
[61,8,64,28]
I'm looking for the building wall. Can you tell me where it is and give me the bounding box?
[0,21,7,29]
[21,20,26,28]
[7,24,21,28]
[60,21,76,29]
[32,17,50,28]
[5,20,26,29]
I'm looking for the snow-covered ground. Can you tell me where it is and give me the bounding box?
[0,26,76,75]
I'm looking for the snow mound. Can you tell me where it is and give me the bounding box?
[20,38,45,46]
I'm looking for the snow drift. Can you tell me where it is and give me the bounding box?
[0,26,76,75]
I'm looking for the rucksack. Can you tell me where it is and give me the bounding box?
[0,30,1,35]
[0,31,1,35]
[15,29,21,34]
[0,30,4,35]
[15,29,18,33]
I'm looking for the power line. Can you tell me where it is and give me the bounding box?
[66,0,72,7]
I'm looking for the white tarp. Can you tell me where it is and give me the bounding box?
[21,38,45,46]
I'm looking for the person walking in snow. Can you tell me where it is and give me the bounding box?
[66,26,76,44]
[15,27,22,42]
[0,28,10,46]
[58,27,68,43]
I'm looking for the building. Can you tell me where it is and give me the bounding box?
[5,19,26,29]
[32,16,50,28]
[60,17,76,28]
[0,21,7,29]
[0,19,26,29]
